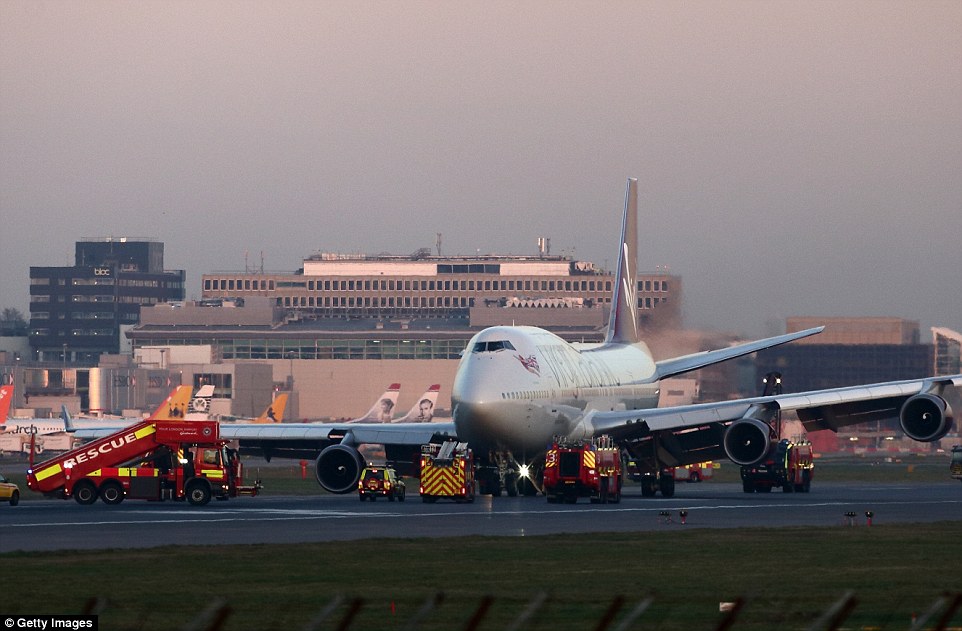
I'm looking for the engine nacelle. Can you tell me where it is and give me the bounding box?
[723,418,773,467]
[315,444,365,494]
[899,393,954,442]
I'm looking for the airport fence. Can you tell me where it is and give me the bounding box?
[77,590,961,631]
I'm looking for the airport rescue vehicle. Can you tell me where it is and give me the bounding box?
[672,461,716,483]
[543,435,621,504]
[740,438,814,493]
[951,445,962,484]
[26,419,260,506]
[419,441,475,503]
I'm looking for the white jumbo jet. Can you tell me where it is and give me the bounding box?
[80,179,962,497]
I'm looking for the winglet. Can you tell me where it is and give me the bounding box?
[605,178,640,344]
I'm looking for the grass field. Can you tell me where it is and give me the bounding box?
[3,454,961,630]
[4,524,961,630]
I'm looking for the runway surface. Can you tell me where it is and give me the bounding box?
[4,480,960,553]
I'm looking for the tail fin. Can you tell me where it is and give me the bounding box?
[395,385,440,422]
[150,385,193,420]
[61,405,75,432]
[347,383,401,423]
[185,384,216,420]
[254,393,288,423]
[0,384,14,423]
[605,178,640,345]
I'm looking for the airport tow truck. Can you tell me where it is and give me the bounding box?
[543,435,622,504]
[27,419,260,506]
[419,440,476,503]
[740,438,814,493]
[951,445,962,485]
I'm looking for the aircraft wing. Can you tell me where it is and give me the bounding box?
[75,421,458,453]
[219,421,457,449]
[571,375,962,468]
[651,327,824,381]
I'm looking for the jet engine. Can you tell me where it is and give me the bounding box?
[315,444,365,494]
[723,418,773,467]
[899,393,954,442]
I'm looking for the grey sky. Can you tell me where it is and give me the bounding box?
[2,1,960,339]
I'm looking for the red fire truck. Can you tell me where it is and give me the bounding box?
[27,419,260,506]
[543,435,622,504]
[740,438,814,493]
[419,441,476,503]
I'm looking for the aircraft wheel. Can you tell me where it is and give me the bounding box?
[659,475,675,499]
[74,481,98,505]
[99,481,125,505]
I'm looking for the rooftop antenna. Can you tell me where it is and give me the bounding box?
[436,233,442,257]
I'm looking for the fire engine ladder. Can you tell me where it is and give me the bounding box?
[437,440,458,460]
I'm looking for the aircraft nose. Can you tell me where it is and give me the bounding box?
[451,361,505,446]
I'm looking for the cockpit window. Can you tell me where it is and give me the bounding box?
[472,340,517,353]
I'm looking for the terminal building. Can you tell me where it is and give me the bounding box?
[755,317,932,392]
[119,251,682,419]
[201,251,679,326]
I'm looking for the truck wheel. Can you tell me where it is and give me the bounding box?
[74,480,98,505]
[9,490,19,506]
[99,481,125,505]
[186,481,211,506]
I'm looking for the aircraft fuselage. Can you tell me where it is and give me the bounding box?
[452,326,659,456]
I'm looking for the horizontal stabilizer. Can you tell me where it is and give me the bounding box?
[652,327,824,381]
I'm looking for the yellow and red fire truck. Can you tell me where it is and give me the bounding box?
[950,446,962,484]
[27,419,260,506]
[419,441,475,503]
[740,438,814,493]
[543,435,622,504]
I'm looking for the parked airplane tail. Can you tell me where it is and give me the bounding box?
[346,383,401,423]
[184,385,216,420]
[150,385,194,421]
[395,384,441,422]
[0,384,13,425]
[253,393,288,423]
